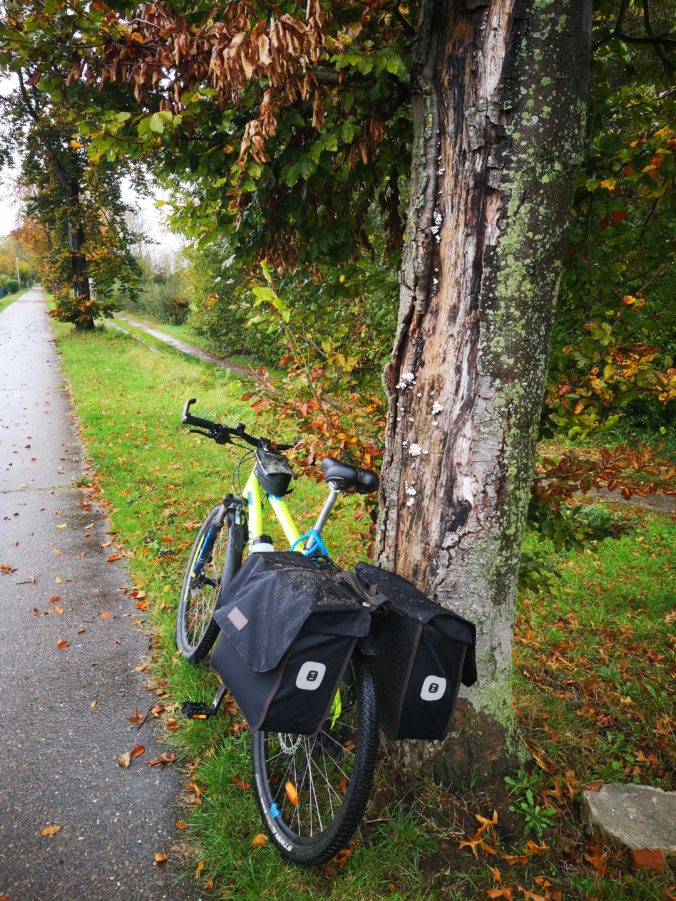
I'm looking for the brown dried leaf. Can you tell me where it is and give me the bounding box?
[39,824,62,836]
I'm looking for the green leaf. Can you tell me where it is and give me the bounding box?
[149,113,165,134]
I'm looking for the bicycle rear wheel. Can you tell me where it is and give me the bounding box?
[177,505,243,662]
[251,652,378,866]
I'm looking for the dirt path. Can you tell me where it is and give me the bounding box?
[0,289,198,900]
[113,314,263,383]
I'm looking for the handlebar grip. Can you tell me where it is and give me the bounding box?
[182,398,220,431]
[182,398,197,423]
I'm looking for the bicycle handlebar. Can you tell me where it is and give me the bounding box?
[182,398,293,452]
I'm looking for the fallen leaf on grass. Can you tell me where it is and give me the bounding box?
[251,833,268,848]
[150,703,165,717]
[153,852,167,865]
[175,820,188,830]
[583,843,608,876]
[56,639,69,650]
[524,839,548,856]
[520,890,546,901]
[486,888,513,900]
[233,775,251,790]
[165,718,180,732]
[39,824,62,836]
[187,782,203,804]
[586,780,604,793]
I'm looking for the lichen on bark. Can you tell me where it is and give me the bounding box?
[376,0,593,782]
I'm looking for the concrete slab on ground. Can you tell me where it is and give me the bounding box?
[582,783,676,854]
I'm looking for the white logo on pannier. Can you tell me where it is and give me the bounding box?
[296,662,327,691]
[420,675,447,701]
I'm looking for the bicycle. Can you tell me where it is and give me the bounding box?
[176,398,381,865]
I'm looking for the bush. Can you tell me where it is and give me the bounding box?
[0,274,20,294]
[124,261,190,325]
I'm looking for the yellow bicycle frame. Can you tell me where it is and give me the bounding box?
[243,470,302,549]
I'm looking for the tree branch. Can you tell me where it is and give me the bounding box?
[17,69,40,122]
[642,0,674,71]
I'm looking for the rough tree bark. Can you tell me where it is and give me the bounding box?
[376,0,593,782]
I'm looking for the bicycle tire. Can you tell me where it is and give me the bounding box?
[176,505,243,662]
[251,652,379,866]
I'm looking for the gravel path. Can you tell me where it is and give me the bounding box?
[113,314,263,383]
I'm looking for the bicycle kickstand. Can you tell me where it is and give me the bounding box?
[181,681,229,720]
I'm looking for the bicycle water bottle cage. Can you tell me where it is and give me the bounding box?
[320,458,379,494]
[254,448,293,496]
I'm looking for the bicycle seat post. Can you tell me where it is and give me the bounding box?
[306,485,341,552]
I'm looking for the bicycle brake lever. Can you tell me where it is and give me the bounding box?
[189,428,212,438]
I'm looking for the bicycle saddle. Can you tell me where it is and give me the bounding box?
[320,457,379,494]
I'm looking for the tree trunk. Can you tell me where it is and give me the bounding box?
[68,179,94,330]
[376,0,592,782]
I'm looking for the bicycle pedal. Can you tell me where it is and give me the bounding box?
[181,701,213,720]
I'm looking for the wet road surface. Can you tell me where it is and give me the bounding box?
[0,289,198,900]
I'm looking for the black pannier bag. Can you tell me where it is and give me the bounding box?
[355,563,477,741]
[211,552,370,735]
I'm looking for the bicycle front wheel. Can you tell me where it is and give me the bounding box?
[176,505,242,662]
[251,652,379,866]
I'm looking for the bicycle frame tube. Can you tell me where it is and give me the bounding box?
[243,470,301,548]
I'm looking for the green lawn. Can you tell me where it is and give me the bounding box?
[0,287,28,314]
[53,321,675,900]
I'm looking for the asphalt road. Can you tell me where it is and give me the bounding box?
[0,289,198,900]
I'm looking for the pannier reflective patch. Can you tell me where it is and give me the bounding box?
[296,661,326,690]
[420,675,446,700]
[227,606,248,631]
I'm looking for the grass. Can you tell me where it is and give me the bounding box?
[0,287,29,314]
[52,321,675,899]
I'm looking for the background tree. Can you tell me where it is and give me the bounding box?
[0,17,141,328]
[0,230,38,295]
